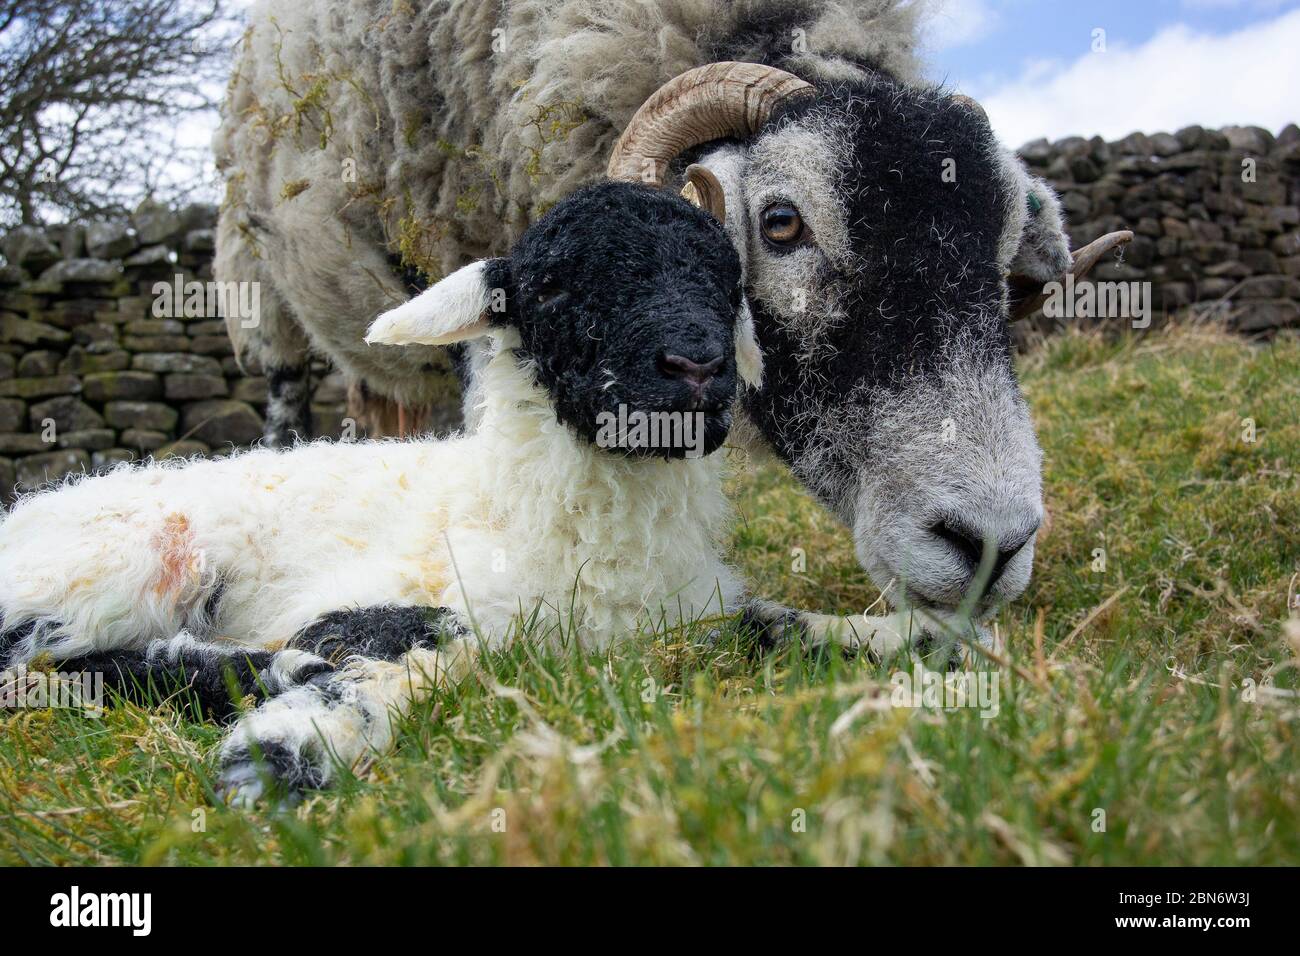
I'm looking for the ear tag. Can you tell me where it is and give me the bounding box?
[1027,193,1043,216]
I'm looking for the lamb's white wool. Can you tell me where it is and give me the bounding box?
[0,332,741,665]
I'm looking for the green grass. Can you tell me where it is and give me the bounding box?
[3,323,1298,865]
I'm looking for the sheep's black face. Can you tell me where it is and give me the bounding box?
[489,181,744,458]
[689,72,1070,613]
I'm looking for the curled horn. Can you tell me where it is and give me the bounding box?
[1009,231,1135,321]
[606,61,814,185]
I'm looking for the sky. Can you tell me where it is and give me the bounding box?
[919,0,1300,147]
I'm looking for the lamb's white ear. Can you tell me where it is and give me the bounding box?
[735,299,764,390]
[365,260,493,346]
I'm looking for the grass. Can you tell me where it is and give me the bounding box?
[2,323,1298,865]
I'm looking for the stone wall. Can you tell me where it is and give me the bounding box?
[3,122,1300,501]
[1021,123,1300,334]
[0,201,347,503]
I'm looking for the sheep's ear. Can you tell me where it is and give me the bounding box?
[682,164,727,223]
[365,260,497,346]
[735,299,764,390]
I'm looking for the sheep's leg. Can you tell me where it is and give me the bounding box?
[44,632,334,721]
[737,599,985,667]
[215,605,475,807]
[263,362,312,448]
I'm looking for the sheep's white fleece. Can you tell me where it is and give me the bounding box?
[213,0,924,404]
[0,331,742,665]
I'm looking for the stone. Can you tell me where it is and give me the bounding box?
[176,202,218,233]
[132,352,223,375]
[1018,138,1052,164]
[183,229,215,253]
[28,396,104,432]
[104,401,177,432]
[1278,123,1300,146]
[1069,156,1101,183]
[71,323,117,349]
[164,373,228,401]
[124,334,190,352]
[83,371,161,402]
[124,245,176,269]
[1114,131,1151,155]
[58,348,131,375]
[231,377,268,404]
[0,432,53,455]
[121,429,169,452]
[125,318,185,336]
[0,375,81,399]
[312,405,347,440]
[190,334,233,356]
[0,456,14,502]
[85,220,138,259]
[154,440,211,461]
[1221,125,1273,155]
[39,258,121,286]
[57,428,117,451]
[91,448,137,472]
[16,351,60,377]
[0,315,70,347]
[1174,125,1206,150]
[15,449,90,491]
[1148,132,1183,157]
[0,265,24,287]
[1234,300,1300,332]
[1,226,60,271]
[0,398,24,431]
[180,399,263,447]
[132,200,183,245]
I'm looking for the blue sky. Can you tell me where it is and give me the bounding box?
[919,0,1300,145]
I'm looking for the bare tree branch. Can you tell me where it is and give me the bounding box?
[0,0,237,229]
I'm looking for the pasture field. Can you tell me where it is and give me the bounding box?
[2,323,1298,865]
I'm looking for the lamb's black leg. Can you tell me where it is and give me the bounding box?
[289,605,467,663]
[263,363,311,448]
[217,605,474,807]
[42,634,334,722]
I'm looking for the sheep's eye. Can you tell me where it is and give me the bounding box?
[535,288,566,307]
[760,203,806,247]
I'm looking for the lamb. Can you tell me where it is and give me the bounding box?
[216,0,1131,628]
[1,181,925,804]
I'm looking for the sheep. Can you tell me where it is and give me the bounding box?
[216,0,1131,626]
[2,181,934,804]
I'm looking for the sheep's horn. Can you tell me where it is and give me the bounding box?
[607,62,814,185]
[1008,230,1134,321]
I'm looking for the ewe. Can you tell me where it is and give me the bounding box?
[2,182,919,804]
[217,1,1129,626]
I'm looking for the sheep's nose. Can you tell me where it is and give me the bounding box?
[658,351,724,392]
[928,516,1039,599]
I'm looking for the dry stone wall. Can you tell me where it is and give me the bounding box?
[1020,122,1300,334]
[0,201,347,503]
[3,122,1299,502]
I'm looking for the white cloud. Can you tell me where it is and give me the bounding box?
[973,8,1300,147]
[922,0,999,51]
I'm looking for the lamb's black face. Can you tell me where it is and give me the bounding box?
[488,181,744,458]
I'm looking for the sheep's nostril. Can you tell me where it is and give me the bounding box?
[928,517,1039,596]
[659,352,724,391]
